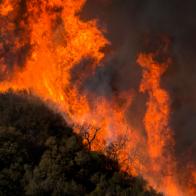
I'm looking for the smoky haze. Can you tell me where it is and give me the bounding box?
[0,0,31,80]
[81,0,196,169]
[0,0,195,187]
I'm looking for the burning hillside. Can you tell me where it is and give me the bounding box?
[0,91,162,195]
[0,0,195,195]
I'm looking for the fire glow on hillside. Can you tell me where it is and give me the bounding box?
[0,0,195,195]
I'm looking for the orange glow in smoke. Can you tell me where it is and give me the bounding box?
[0,0,195,195]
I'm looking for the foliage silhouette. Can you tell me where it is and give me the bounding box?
[0,91,161,196]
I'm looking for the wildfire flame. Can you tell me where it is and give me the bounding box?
[0,0,195,195]
[0,0,13,16]
[137,53,181,195]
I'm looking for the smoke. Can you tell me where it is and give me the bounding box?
[81,0,196,179]
[0,0,195,192]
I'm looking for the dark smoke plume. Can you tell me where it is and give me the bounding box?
[81,0,196,180]
[0,0,196,189]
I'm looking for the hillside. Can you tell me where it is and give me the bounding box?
[0,91,161,196]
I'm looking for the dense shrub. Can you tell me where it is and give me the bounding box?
[0,91,161,196]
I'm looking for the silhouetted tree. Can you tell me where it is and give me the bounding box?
[0,91,162,196]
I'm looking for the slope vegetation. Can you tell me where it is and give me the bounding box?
[0,91,161,196]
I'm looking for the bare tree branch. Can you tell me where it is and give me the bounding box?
[77,124,101,150]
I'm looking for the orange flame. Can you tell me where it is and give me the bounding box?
[0,0,13,16]
[0,0,108,122]
[0,0,195,195]
[137,53,182,195]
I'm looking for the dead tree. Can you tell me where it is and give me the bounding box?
[78,125,100,151]
[105,130,129,161]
